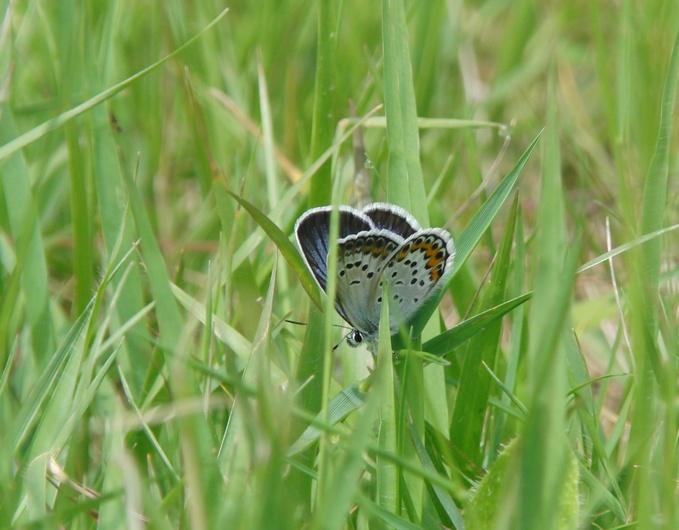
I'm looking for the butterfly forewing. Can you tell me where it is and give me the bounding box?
[295,206,373,290]
[362,202,420,239]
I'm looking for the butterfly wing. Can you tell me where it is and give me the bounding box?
[334,230,404,337]
[382,228,456,331]
[295,206,373,290]
[362,202,420,238]
[295,203,456,343]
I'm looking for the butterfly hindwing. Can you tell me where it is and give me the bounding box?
[333,230,403,336]
[381,228,455,328]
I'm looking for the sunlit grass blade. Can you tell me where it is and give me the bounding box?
[24,452,49,523]
[381,4,445,517]
[517,81,577,529]
[12,300,93,452]
[375,283,398,515]
[257,56,280,211]
[340,116,506,131]
[639,25,679,282]
[382,0,427,218]
[52,341,119,452]
[308,0,337,207]
[628,25,679,528]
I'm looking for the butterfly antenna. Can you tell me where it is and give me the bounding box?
[284,319,308,326]
[332,333,349,351]
[286,320,350,350]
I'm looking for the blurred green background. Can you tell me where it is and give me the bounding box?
[1,1,678,528]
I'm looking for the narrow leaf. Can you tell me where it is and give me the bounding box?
[227,190,323,310]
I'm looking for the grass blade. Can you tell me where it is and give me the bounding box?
[382,0,427,219]
[227,190,323,310]
[0,8,230,163]
[420,293,532,355]
[449,197,518,475]
[308,0,337,207]
[453,130,543,278]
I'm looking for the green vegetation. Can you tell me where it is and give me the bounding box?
[1,1,677,528]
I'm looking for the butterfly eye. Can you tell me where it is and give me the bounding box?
[346,329,364,347]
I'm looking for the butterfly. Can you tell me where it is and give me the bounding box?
[295,202,455,347]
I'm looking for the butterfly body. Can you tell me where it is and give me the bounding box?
[295,203,455,346]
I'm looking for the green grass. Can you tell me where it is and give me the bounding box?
[1,1,678,529]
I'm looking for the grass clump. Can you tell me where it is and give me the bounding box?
[0,1,678,529]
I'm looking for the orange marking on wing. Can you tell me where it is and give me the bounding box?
[371,239,386,256]
[430,267,441,281]
[427,252,445,269]
[396,245,411,260]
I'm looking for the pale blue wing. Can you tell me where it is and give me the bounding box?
[382,228,456,328]
[334,230,403,337]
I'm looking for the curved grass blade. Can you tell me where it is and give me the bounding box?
[421,293,532,356]
[406,130,542,338]
[227,191,322,310]
[453,130,543,277]
[577,222,679,273]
